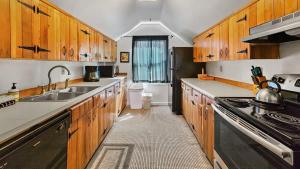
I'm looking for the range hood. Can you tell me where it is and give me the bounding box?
[242,10,300,43]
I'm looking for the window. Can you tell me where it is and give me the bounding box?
[132,36,169,83]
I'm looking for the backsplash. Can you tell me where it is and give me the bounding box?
[0,60,112,94]
[207,41,300,84]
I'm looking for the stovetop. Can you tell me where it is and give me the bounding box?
[215,97,300,149]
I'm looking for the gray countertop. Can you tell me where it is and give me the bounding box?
[181,78,254,99]
[0,78,122,144]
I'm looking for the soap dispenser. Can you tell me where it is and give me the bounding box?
[8,83,20,101]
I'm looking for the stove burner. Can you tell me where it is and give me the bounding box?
[227,99,250,108]
[250,99,285,111]
[265,113,300,126]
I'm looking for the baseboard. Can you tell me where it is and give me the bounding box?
[151,102,170,106]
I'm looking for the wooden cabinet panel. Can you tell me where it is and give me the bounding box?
[209,25,220,62]
[193,37,200,62]
[67,121,78,169]
[0,0,11,58]
[206,102,214,163]
[285,0,298,15]
[274,0,285,19]
[69,18,78,61]
[89,29,98,62]
[91,105,99,154]
[103,36,112,61]
[59,13,70,61]
[219,20,229,61]
[111,40,117,62]
[257,0,273,25]
[11,0,36,59]
[78,23,90,61]
[229,8,250,60]
[97,33,104,61]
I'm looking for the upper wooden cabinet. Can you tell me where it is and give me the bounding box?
[257,0,274,25]
[219,20,229,61]
[103,36,112,61]
[69,18,78,61]
[285,0,298,15]
[0,0,11,58]
[111,41,117,62]
[193,37,201,62]
[2,0,115,62]
[78,23,91,62]
[229,8,250,60]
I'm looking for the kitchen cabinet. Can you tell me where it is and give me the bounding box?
[201,26,219,62]
[97,33,104,61]
[0,0,11,58]
[219,20,229,60]
[103,36,112,62]
[274,0,285,19]
[69,18,78,61]
[285,0,298,15]
[111,40,117,62]
[181,81,214,164]
[78,23,91,62]
[193,37,201,62]
[10,0,38,59]
[90,29,98,62]
[59,12,70,61]
[256,0,274,25]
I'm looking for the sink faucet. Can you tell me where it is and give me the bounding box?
[48,65,71,91]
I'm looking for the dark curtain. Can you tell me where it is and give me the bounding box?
[132,36,169,83]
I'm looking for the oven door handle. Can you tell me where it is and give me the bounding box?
[212,104,294,166]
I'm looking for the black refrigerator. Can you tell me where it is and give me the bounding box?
[168,47,206,115]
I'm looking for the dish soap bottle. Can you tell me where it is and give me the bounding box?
[8,83,20,101]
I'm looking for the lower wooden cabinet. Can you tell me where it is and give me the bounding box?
[181,81,215,164]
[67,86,117,169]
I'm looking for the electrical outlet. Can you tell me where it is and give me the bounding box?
[219,65,223,72]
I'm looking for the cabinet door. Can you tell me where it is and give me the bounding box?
[257,0,274,25]
[229,8,250,60]
[274,0,285,19]
[103,36,112,61]
[11,0,36,59]
[0,0,11,58]
[69,18,78,61]
[78,23,90,61]
[209,25,220,61]
[219,20,229,60]
[111,41,117,62]
[193,37,201,62]
[59,12,69,61]
[91,107,99,154]
[97,33,104,61]
[206,102,214,163]
[89,29,98,62]
[67,121,78,169]
[285,0,298,15]
[36,1,59,60]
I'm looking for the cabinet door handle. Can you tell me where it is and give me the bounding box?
[37,46,50,53]
[225,48,229,57]
[80,53,89,58]
[70,48,74,57]
[191,100,195,105]
[206,33,214,38]
[236,15,247,23]
[237,48,248,54]
[80,29,90,35]
[219,49,223,57]
[62,46,67,56]
[36,7,50,17]
[69,128,78,138]
[18,46,36,52]
[17,0,36,13]
[206,54,214,58]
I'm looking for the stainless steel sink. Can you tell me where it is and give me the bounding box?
[20,92,84,102]
[60,86,98,93]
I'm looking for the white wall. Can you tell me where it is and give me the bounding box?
[0,59,100,94]
[116,23,191,105]
[207,41,300,84]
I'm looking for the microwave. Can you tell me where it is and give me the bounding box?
[99,66,115,78]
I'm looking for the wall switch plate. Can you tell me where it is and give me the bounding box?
[219,65,223,72]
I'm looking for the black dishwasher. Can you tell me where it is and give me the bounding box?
[0,111,70,169]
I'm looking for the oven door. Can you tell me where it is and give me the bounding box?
[213,104,293,169]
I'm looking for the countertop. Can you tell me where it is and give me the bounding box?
[0,78,122,145]
[181,78,254,99]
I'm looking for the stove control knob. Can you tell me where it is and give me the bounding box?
[278,77,285,84]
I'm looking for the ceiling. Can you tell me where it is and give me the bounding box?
[49,0,250,42]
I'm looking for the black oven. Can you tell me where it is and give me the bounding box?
[213,104,293,169]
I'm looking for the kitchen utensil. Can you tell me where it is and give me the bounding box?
[251,76,259,85]
[255,80,283,105]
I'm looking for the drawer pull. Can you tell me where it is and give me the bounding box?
[69,128,78,138]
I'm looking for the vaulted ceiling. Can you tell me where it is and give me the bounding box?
[49,0,250,42]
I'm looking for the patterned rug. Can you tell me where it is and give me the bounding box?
[87,144,134,169]
[87,106,213,169]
